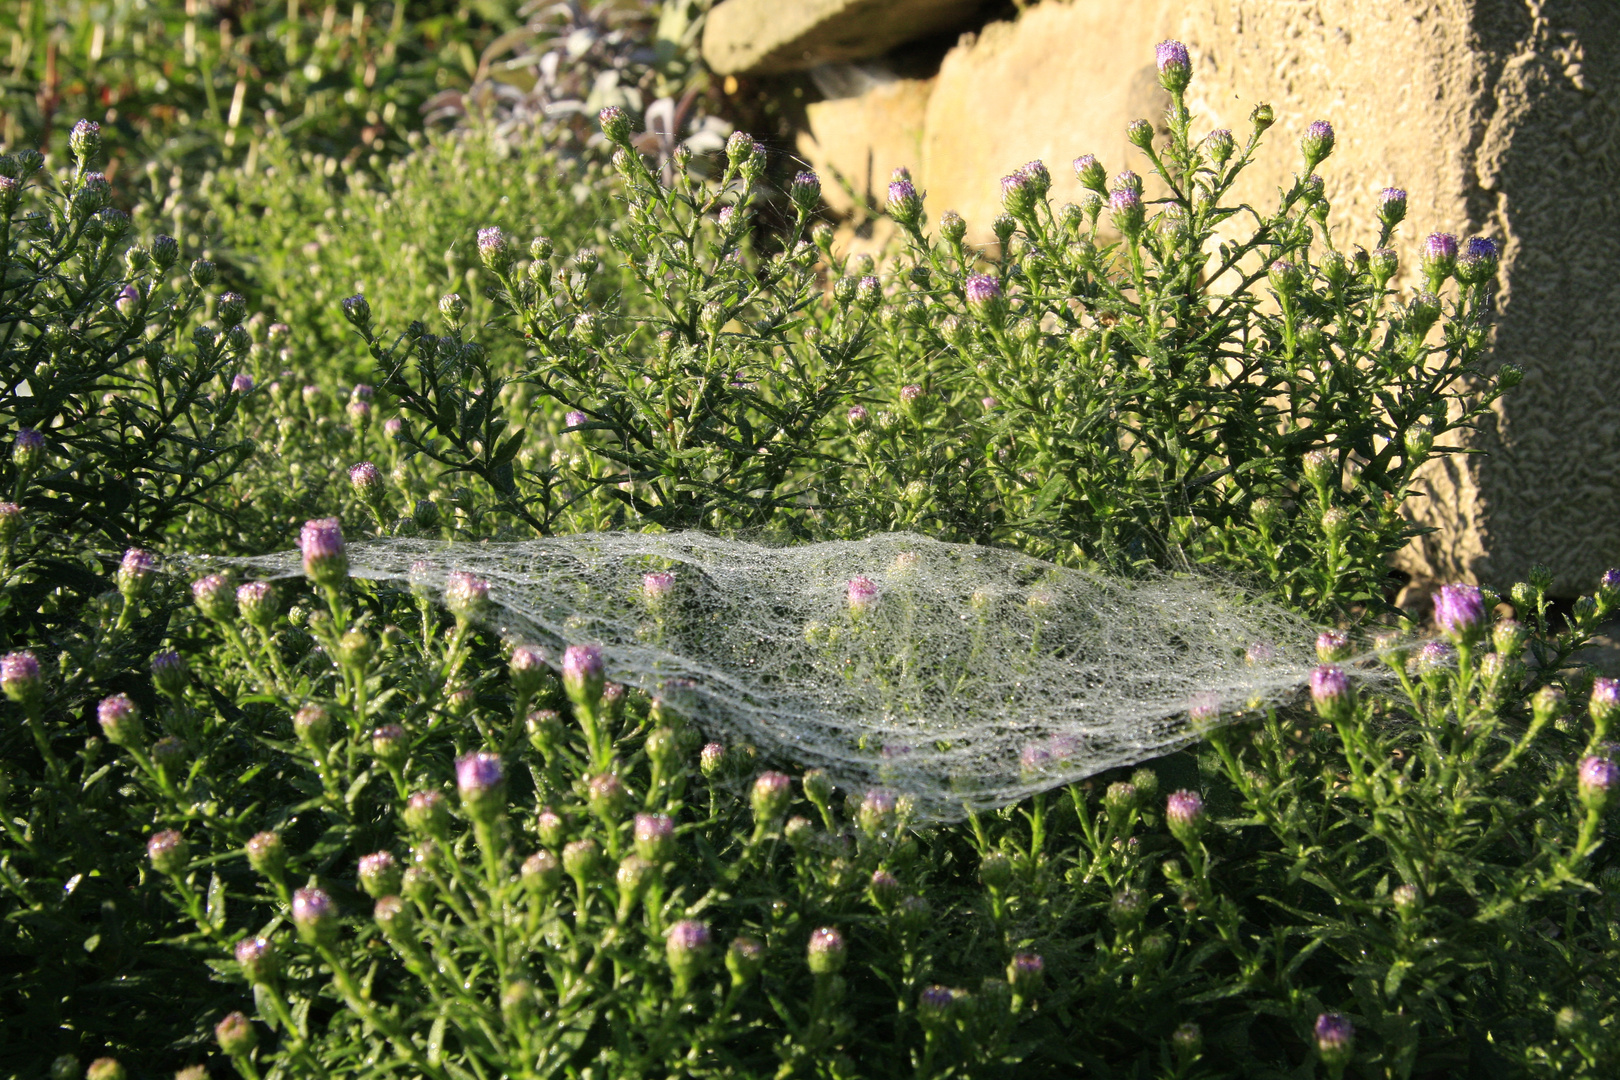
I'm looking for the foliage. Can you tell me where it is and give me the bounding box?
[0,0,517,184]
[1,39,1617,1080]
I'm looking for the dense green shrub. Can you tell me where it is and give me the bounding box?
[3,39,1619,1080]
[0,0,513,181]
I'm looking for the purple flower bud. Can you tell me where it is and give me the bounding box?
[300,517,347,587]
[521,850,562,893]
[587,772,627,820]
[1316,629,1351,662]
[340,293,371,329]
[507,645,547,697]
[69,118,101,160]
[151,650,188,697]
[1204,128,1235,164]
[807,926,845,975]
[292,886,339,946]
[1301,119,1335,168]
[887,178,923,227]
[726,934,765,985]
[383,417,403,438]
[562,643,605,709]
[751,771,793,823]
[858,788,898,835]
[1156,39,1192,92]
[116,547,157,600]
[114,283,140,319]
[1073,154,1107,193]
[1314,1012,1355,1065]
[1007,951,1044,994]
[1421,232,1458,282]
[666,919,712,983]
[290,704,330,749]
[1455,235,1499,285]
[564,410,587,430]
[245,831,286,879]
[1108,187,1145,237]
[371,723,407,765]
[634,812,676,862]
[215,1011,257,1056]
[641,571,676,613]
[234,935,277,983]
[1165,789,1205,842]
[1413,640,1456,677]
[700,742,726,776]
[563,837,600,881]
[477,226,513,274]
[404,789,449,836]
[1245,641,1278,666]
[348,461,384,505]
[1000,170,1034,216]
[0,501,20,546]
[1103,781,1139,815]
[13,427,46,469]
[1310,665,1352,720]
[236,580,276,628]
[598,104,631,144]
[1269,259,1303,296]
[97,693,143,747]
[1110,887,1148,926]
[1592,677,1620,738]
[847,404,869,426]
[1578,754,1619,812]
[1433,583,1485,643]
[191,574,236,622]
[147,828,188,874]
[1020,743,1053,773]
[1377,186,1407,228]
[358,851,401,898]
[790,170,821,213]
[444,571,491,620]
[229,371,254,395]
[919,984,956,1022]
[963,273,1004,326]
[847,575,878,617]
[456,752,506,816]
[150,733,188,772]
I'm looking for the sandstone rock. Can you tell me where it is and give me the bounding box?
[797,0,1620,594]
[703,0,986,76]
[796,71,933,215]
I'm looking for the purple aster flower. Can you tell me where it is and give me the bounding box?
[1413,639,1457,676]
[964,273,1001,308]
[348,461,383,501]
[790,170,821,212]
[887,176,923,227]
[114,283,140,318]
[116,547,157,600]
[383,417,403,437]
[1310,665,1352,720]
[70,118,101,159]
[1165,789,1205,836]
[300,517,347,587]
[847,404,869,426]
[151,650,188,696]
[1155,39,1191,92]
[357,851,400,898]
[1421,232,1458,280]
[847,575,878,616]
[13,427,45,468]
[1433,582,1485,643]
[1456,235,1499,284]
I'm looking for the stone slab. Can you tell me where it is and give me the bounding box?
[703,0,985,76]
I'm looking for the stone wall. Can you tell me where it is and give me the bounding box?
[709,0,1620,595]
